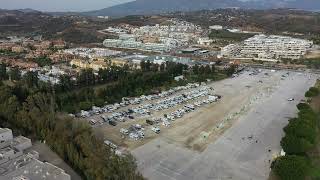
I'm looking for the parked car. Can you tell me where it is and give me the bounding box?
[109,120,117,126]
[146,119,155,125]
[151,126,161,134]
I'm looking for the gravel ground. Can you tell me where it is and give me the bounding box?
[132,70,318,180]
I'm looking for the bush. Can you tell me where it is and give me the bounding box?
[297,103,311,111]
[79,101,92,111]
[305,87,320,97]
[272,155,309,180]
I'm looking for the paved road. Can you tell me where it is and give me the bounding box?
[132,71,318,180]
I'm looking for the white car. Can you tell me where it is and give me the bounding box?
[151,126,161,134]
[162,121,170,127]
[287,98,295,101]
[120,128,129,135]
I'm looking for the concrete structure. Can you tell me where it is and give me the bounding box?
[70,59,109,71]
[144,55,193,65]
[0,128,71,180]
[209,25,223,30]
[221,34,313,60]
[0,128,13,143]
[64,48,122,59]
[197,37,213,46]
[70,58,131,71]
[174,75,184,81]
[103,38,174,52]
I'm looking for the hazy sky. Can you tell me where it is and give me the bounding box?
[1,0,133,12]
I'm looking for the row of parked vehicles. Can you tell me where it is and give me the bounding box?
[79,83,203,119]
[120,94,221,141]
[88,84,214,127]
[129,86,213,116]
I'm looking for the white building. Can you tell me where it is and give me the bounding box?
[0,128,13,142]
[221,44,241,58]
[0,128,71,180]
[103,38,174,52]
[209,25,223,30]
[198,37,213,46]
[221,34,313,60]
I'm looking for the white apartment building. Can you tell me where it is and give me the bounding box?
[198,37,213,46]
[221,44,241,58]
[209,25,223,30]
[221,34,313,60]
[103,38,174,52]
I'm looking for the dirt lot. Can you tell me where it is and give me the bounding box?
[306,46,320,59]
[130,70,318,180]
[93,70,280,151]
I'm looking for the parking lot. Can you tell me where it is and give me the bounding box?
[87,82,221,150]
[130,70,318,180]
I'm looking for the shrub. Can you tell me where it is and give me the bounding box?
[272,155,309,180]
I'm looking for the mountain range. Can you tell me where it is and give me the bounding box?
[85,0,320,17]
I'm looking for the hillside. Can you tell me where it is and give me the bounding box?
[85,0,320,17]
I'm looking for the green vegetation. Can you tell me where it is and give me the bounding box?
[272,155,310,180]
[281,58,320,69]
[0,49,21,57]
[311,35,320,45]
[271,84,320,180]
[8,67,21,81]
[302,58,320,69]
[209,30,254,42]
[55,62,233,113]
[0,68,145,180]
[0,63,8,81]
[305,87,320,97]
[32,56,52,67]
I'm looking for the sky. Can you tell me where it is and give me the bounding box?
[1,0,134,12]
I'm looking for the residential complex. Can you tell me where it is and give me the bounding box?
[64,48,122,59]
[221,34,313,60]
[103,19,203,52]
[0,128,71,180]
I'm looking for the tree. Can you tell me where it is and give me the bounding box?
[33,56,52,67]
[23,71,39,88]
[211,64,216,73]
[305,87,319,97]
[193,64,199,74]
[296,103,311,111]
[281,134,314,155]
[0,63,8,80]
[57,75,73,91]
[9,67,21,81]
[283,119,317,145]
[226,65,236,76]
[272,155,309,180]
